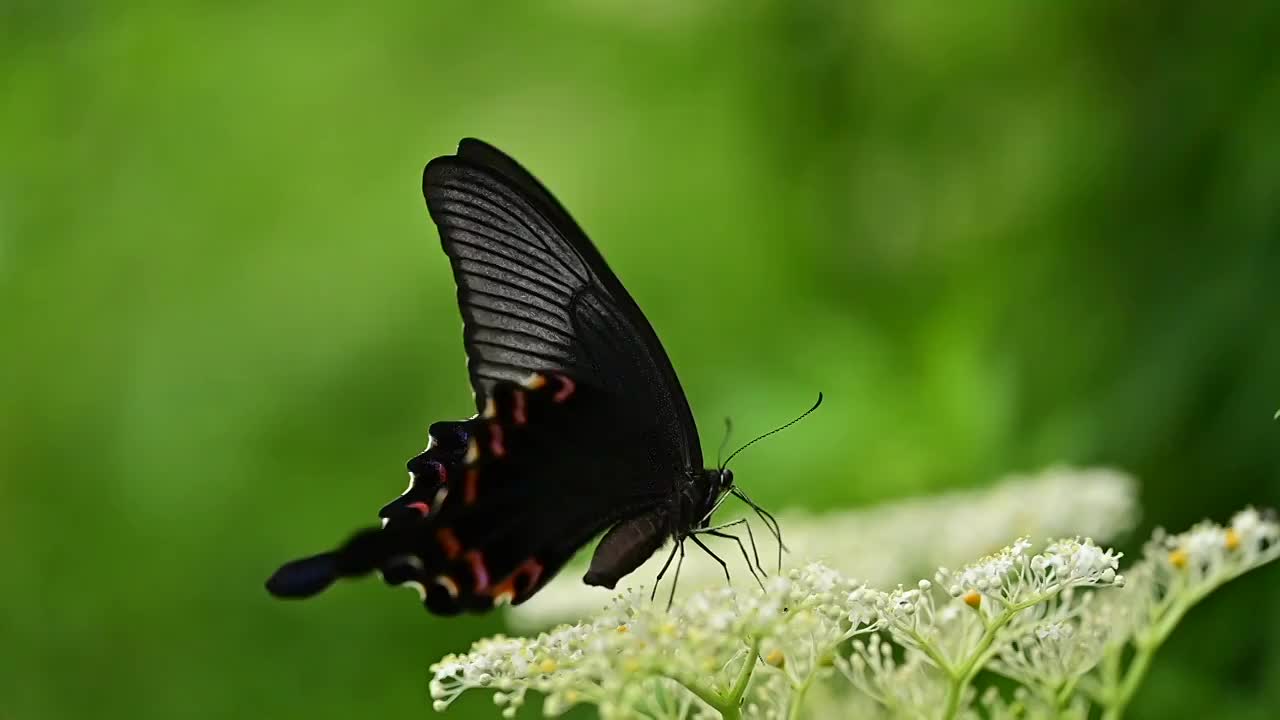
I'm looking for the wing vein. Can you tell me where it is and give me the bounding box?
[434,197,588,284]
[467,339,567,367]
[445,234,577,296]
[467,323,575,352]
[432,181,589,283]
[461,299,575,341]
[453,257,573,307]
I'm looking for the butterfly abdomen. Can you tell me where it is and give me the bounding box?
[584,509,670,590]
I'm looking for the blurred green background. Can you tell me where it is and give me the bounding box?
[3,1,1279,718]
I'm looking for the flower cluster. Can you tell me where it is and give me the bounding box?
[432,565,869,719]
[430,506,1278,719]
[938,536,1123,611]
[510,466,1137,628]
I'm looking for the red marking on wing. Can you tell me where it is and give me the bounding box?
[512,390,527,426]
[422,460,447,484]
[491,557,545,601]
[490,579,516,601]
[552,374,576,403]
[466,550,490,591]
[489,423,505,458]
[464,469,479,504]
[521,558,544,592]
[436,528,462,560]
[407,501,431,516]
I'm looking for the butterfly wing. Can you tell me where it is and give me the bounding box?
[376,421,469,528]
[381,374,669,613]
[266,140,705,613]
[423,139,702,472]
[265,424,461,600]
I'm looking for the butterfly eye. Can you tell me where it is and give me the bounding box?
[721,469,734,488]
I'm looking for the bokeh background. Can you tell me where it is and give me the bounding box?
[3,2,1279,718]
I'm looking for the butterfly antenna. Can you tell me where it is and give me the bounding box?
[716,417,733,470]
[721,392,823,470]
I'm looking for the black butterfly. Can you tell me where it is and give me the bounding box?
[266,139,806,615]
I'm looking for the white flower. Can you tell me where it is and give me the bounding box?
[1230,507,1278,562]
[509,466,1138,628]
[428,503,1277,720]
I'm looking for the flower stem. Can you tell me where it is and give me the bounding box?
[786,665,820,720]
[679,678,741,720]
[727,639,762,706]
[1101,590,1199,720]
[1054,676,1081,713]
[685,638,760,720]
[1101,562,1262,720]
[941,607,1015,720]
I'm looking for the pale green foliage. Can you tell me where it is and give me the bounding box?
[430,507,1277,719]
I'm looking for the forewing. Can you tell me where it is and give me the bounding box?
[422,139,702,471]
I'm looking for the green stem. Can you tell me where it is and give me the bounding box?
[1033,675,1083,719]
[727,639,762,706]
[683,638,759,720]
[679,678,741,720]
[786,666,819,720]
[1101,561,1268,720]
[1101,589,1201,720]
[904,626,954,676]
[941,606,1017,720]
[1100,644,1153,720]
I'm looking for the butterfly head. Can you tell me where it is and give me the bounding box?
[719,467,734,487]
[687,467,736,528]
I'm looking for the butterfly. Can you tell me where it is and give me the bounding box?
[266,138,808,615]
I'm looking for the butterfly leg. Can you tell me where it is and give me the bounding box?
[665,539,686,611]
[650,540,681,603]
[700,517,767,580]
[701,520,757,589]
[689,534,731,585]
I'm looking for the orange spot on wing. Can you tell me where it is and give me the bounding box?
[436,528,462,560]
[552,374,576,403]
[524,373,547,390]
[464,438,479,464]
[464,469,479,504]
[490,557,545,602]
[407,501,431,516]
[482,397,496,418]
